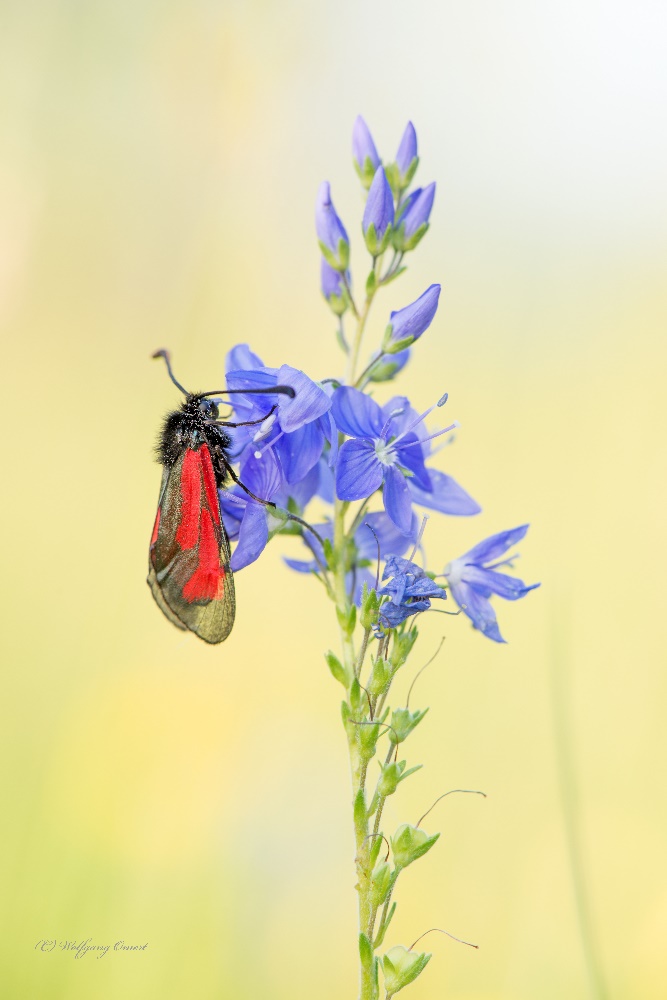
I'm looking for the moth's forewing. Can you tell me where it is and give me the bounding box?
[148,446,236,643]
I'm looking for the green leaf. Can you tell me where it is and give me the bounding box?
[373,901,396,949]
[325,651,348,687]
[353,789,367,832]
[359,932,373,969]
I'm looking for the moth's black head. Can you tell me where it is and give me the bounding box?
[189,395,220,421]
[157,393,229,470]
[181,393,219,422]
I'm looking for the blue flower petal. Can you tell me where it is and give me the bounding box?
[276,461,320,510]
[395,434,432,491]
[336,438,384,501]
[219,490,245,539]
[463,565,540,601]
[463,525,530,565]
[238,446,283,501]
[231,503,269,572]
[226,368,279,414]
[276,365,331,433]
[316,457,335,503]
[383,465,414,535]
[450,580,506,643]
[274,421,325,483]
[409,470,482,516]
[322,411,339,467]
[331,386,384,438]
[225,344,265,373]
[283,557,319,574]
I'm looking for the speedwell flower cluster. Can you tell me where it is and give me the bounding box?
[216,117,539,1000]
[218,119,537,643]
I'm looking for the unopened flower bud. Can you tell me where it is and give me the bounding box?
[392,182,435,252]
[316,181,350,271]
[382,945,431,997]
[320,258,349,316]
[383,284,440,353]
[352,115,381,190]
[388,706,428,744]
[390,823,439,869]
[362,167,394,256]
[386,122,419,195]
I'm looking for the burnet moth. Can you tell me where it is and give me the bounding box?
[148,349,296,644]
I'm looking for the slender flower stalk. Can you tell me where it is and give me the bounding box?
[211,117,539,999]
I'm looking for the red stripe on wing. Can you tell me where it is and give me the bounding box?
[200,445,221,525]
[182,507,226,602]
[175,449,202,549]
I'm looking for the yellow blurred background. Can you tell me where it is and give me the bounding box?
[2,1,666,997]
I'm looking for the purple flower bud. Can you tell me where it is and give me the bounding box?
[362,166,394,256]
[352,115,381,189]
[316,181,350,271]
[395,122,418,180]
[384,284,441,351]
[320,257,348,316]
[393,182,435,252]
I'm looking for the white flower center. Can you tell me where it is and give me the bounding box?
[374,438,396,466]
[444,558,465,586]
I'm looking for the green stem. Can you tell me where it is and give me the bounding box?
[333,494,377,1000]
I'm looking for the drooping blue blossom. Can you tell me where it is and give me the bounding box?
[384,284,441,352]
[392,183,435,252]
[332,387,468,535]
[321,258,349,316]
[316,181,350,271]
[363,166,394,256]
[444,525,540,642]
[376,555,446,631]
[352,115,381,189]
[394,121,419,188]
[219,446,283,571]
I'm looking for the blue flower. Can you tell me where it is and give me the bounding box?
[224,347,334,484]
[219,446,284,571]
[394,121,418,187]
[332,387,469,535]
[376,555,446,631]
[392,183,435,252]
[316,181,350,271]
[321,258,349,316]
[363,166,394,256]
[352,115,381,189]
[444,525,540,643]
[384,284,441,352]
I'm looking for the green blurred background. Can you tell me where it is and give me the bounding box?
[2,1,666,997]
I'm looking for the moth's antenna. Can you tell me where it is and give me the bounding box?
[152,349,189,396]
[199,386,296,399]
